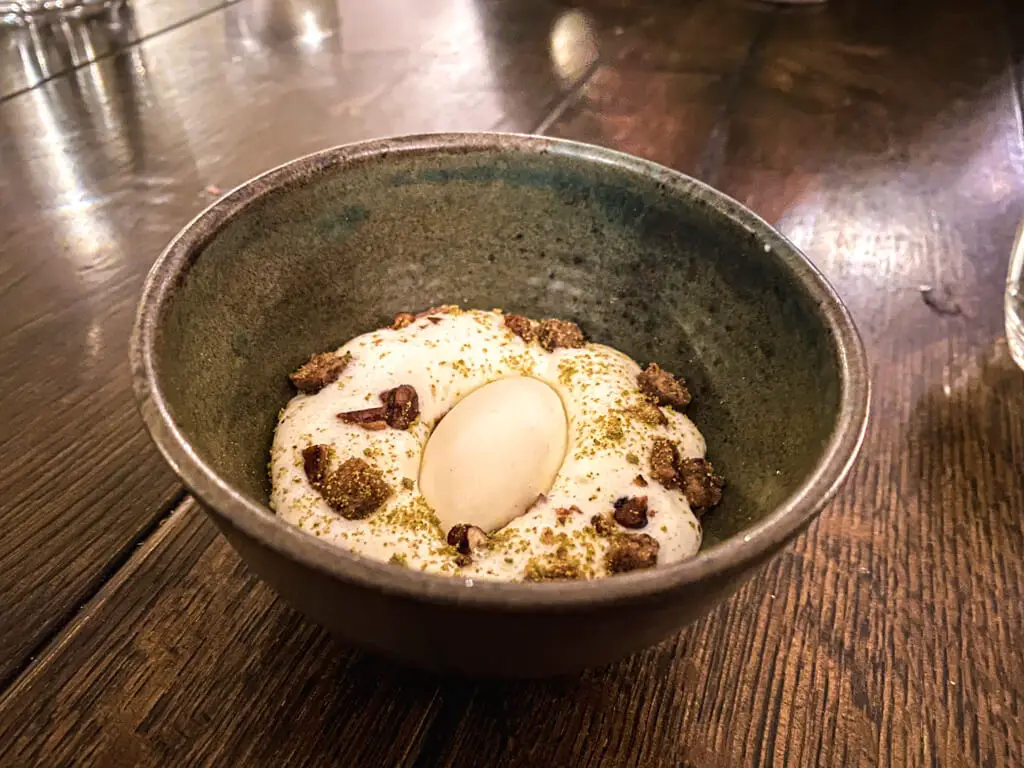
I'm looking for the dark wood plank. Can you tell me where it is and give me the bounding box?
[0,502,444,768]
[543,0,767,170]
[0,0,584,685]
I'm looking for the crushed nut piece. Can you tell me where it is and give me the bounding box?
[648,439,723,514]
[337,385,419,431]
[613,496,649,529]
[537,318,585,351]
[523,555,583,581]
[625,401,669,427]
[447,524,488,555]
[392,312,415,329]
[638,363,691,410]
[289,351,351,394]
[540,527,556,545]
[605,533,659,573]
[633,474,648,487]
[338,406,389,430]
[504,314,536,343]
[555,505,582,525]
[590,514,615,536]
[302,444,331,487]
[679,458,725,512]
[381,384,420,429]
[302,448,391,519]
[650,437,682,489]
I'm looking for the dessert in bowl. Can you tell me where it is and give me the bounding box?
[131,132,869,677]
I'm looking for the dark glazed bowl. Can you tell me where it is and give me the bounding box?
[131,133,869,678]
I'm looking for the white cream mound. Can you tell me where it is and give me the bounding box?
[269,308,706,581]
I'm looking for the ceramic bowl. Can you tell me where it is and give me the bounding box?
[131,133,869,678]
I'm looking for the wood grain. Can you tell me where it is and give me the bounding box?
[1,0,1023,766]
[0,502,443,768]
[0,0,582,687]
[0,0,237,101]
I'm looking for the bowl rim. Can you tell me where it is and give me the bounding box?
[130,131,870,611]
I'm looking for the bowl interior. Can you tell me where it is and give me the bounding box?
[154,139,843,549]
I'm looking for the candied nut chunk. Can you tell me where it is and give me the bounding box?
[302,444,331,487]
[625,401,668,427]
[392,312,415,329]
[555,505,582,525]
[648,438,724,514]
[301,448,391,519]
[612,496,649,529]
[590,514,615,536]
[523,555,583,582]
[381,384,420,429]
[338,406,388,430]
[679,457,725,512]
[338,384,420,431]
[637,362,691,410]
[504,313,536,343]
[605,533,660,574]
[289,351,351,394]
[537,318,585,351]
[446,524,488,555]
[649,437,682,489]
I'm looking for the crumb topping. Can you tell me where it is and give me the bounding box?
[289,351,351,394]
[537,318,585,351]
[302,446,391,519]
[612,496,649,529]
[272,307,716,581]
[638,363,691,410]
[605,533,659,573]
[504,313,536,343]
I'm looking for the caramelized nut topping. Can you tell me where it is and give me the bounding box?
[679,458,725,512]
[625,401,669,426]
[338,406,389,430]
[301,447,391,520]
[590,514,615,536]
[648,438,724,514]
[537,318,585,351]
[612,496,649,529]
[638,363,691,410]
[605,533,660,573]
[381,384,420,429]
[302,444,331,487]
[392,312,415,330]
[504,313,536,343]
[649,437,682,489]
[523,555,583,582]
[555,505,582,525]
[289,351,352,394]
[446,524,488,555]
[338,385,419,431]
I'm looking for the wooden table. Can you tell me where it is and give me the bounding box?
[1,0,1021,765]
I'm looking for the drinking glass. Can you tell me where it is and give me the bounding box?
[1008,218,1024,370]
[0,0,116,26]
